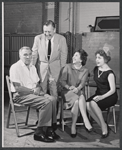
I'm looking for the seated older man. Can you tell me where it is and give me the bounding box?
[9,46,60,142]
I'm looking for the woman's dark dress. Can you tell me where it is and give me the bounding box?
[87,66,118,111]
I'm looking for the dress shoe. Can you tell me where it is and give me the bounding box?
[52,131,60,140]
[47,128,60,140]
[34,133,55,142]
[70,132,77,138]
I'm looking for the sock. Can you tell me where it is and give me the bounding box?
[35,127,43,135]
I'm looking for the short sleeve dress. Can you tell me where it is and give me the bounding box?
[60,63,89,109]
[86,66,118,111]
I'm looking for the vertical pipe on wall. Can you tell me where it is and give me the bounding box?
[69,2,71,32]
[74,2,77,35]
[42,2,46,32]
[2,2,4,147]
[72,2,75,35]
[54,2,59,33]
[69,2,73,59]
[2,2,4,67]
[69,2,76,34]
[72,2,76,53]
[71,2,76,54]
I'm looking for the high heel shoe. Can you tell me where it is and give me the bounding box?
[101,124,109,139]
[70,132,77,138]
[84,126,93,133]
[101,132,109,138]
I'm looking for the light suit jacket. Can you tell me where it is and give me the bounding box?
[32,33,68,82]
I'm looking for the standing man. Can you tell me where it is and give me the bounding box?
[32,20,68,114]
[10,46,60,142]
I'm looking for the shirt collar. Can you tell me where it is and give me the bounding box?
[45,35,54,42]
[19,59,32,68]
[71,63,85,72]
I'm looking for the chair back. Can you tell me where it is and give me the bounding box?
[6,75,14,107]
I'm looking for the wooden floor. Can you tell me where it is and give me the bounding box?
[3,95,120,148]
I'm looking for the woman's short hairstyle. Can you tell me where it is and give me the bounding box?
[95,49,111,63]
[76,49,88,66]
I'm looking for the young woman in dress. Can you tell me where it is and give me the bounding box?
[60,49,92,138]
[86,48,118,138]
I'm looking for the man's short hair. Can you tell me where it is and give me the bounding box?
[19,46,32,55]
[44,20,55,28]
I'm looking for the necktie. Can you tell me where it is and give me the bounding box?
[48,39,51,60]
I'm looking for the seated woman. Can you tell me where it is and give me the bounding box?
[86,47,118,138]
[59,49,92,138]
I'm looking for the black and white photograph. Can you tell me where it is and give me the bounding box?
[2,1,120,148]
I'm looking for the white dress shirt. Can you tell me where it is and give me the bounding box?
[10,60,40,92]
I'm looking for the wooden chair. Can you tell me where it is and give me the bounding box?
[6,75,31,137]
[104,105,117,133]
